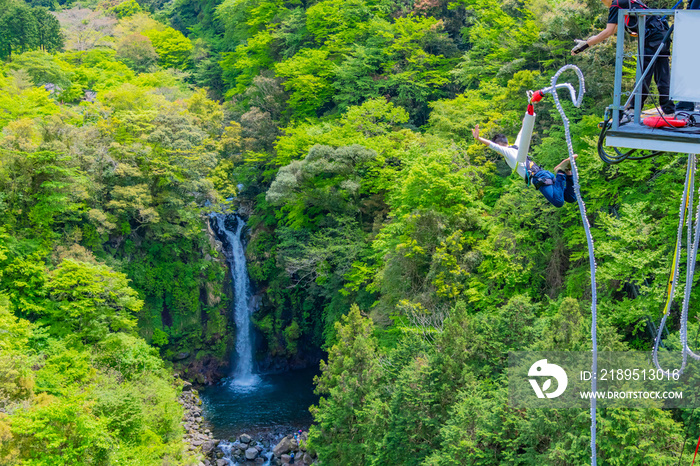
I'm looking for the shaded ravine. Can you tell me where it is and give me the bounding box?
[203,213,319,464]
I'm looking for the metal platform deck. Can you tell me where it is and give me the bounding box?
[606,122,700,154]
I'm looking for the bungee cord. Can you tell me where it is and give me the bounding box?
[652,153,700,377]
[534,64,598,466]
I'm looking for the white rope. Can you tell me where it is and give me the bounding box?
[652,153,700,377]
[541,64,598,466]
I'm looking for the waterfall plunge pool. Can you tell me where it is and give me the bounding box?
[206,213,320,442]
[199,366,320,440]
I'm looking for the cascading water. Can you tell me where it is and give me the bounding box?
[210,213,259,388]
[201,213,319,459]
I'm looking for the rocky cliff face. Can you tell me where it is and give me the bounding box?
[171,217,234,386]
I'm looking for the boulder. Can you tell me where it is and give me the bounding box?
[175,352,190,360]
[245,447,259,460]
[240,433,253,444]
[303,453,313,465]
[202,440,217,455]
[216,460,228,466]
[280,454,291,463]
[273,436,293,457]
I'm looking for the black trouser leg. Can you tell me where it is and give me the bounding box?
[564,174,576,203]
[632,45,675,114]
[654,53,675,114]
[630,50,654,112]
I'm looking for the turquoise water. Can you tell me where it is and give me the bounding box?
[199,367,320,440]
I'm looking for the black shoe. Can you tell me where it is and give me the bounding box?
[619,111,633,125]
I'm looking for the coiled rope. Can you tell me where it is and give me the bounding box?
[653,153,700,376]
[538,64,598,466]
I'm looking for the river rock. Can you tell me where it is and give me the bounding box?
[245,447,259,460]
[273,436,293,456]
[240,433,253,444]
[280,454,291,463]
[216,460,228,466]
[202,440,217,454]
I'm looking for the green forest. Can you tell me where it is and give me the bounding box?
[0,0,699,463]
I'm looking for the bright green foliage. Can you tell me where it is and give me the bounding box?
[275,49,333,117]
[0,297,34,409]
[309,304,384,464]
[110,0,143,18]
[6,50,72,89]
[267,144,377,228]
[305,0,375,46]
[10,393,112,465]
[215,0,284,44]
[220,29,275,95]
[0,7,233,425]
[143,27,193,69]
[0,75,59,129]
[273,97,416,166]
[60,49,136,97]
[44,260,141,343]
[2,0,698,461]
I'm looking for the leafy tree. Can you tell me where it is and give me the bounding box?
[143,26,193,69]
[43,259,141,343]
[309,304,385,464]
[0,297,34,409]
[110,0,143,18]
[6,51,72,90]
[32,7,64,53]
[10,393,112,466]
[0,1,39,60]
[115,33,159,72]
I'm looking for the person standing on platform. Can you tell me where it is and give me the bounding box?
[571,0,675,118]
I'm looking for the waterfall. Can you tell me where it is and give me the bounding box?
[210,213,259,388]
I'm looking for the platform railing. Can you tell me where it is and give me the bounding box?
[611,8,675,130]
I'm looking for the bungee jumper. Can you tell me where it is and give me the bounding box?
[472,101,577,208]
[479,65,600,465]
